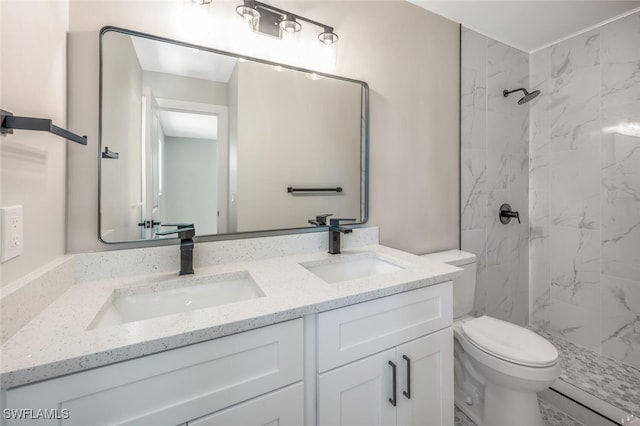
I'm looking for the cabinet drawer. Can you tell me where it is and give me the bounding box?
[6,319,303,426]
[317,283,452,372]
[188,382,303,426]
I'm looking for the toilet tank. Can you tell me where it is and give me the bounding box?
[421,250,477,319]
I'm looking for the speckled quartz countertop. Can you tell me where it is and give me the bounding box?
[1,243,460,389]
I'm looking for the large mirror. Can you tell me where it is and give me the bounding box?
[99,27,368,243]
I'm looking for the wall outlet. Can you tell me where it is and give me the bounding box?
[1,205,23,262]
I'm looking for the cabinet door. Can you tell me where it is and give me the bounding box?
[318,348,397,426]
[188,382,303,426]
[396,328,453,426]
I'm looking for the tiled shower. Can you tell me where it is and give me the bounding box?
[462,10,640,371]
[529,12,640,370]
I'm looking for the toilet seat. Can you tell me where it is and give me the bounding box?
[460,316,558,367]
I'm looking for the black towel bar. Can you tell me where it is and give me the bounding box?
[1,109,87,145]
[287,186,343,193]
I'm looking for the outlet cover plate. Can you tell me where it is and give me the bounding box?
[1,205,23,262]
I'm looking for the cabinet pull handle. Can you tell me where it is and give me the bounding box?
[402,355,411,399]
[388,360,397,407]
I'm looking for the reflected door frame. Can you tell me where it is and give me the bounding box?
[155,98,229,234]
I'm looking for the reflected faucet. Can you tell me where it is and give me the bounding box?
[328,218,356,254]
[156,224,196,275]
[309,213,332,227]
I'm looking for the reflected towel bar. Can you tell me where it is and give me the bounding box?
[1,109,87,145]
[288,186,343,193]
[102,147,119,159]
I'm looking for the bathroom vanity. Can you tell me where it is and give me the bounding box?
[1,229,459,426]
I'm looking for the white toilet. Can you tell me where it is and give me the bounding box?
[422,250,560,426]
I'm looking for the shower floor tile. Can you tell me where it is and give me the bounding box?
[531,327,640,418]
[454,399,585,426]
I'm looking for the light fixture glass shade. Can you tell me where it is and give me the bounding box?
[318,30,338,45]
[191,0,212,4]
[236,5,260,31]
[279,17,302,34]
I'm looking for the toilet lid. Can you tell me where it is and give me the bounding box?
[461,316,558,367]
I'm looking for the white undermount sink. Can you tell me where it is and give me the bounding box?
[90,271,264,329]
[300,253,405,283]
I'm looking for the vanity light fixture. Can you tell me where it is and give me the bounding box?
[191,0,212,4]
[236,0,338,45]
[279,15,302,34]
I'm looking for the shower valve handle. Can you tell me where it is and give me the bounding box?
[499,204,520,224]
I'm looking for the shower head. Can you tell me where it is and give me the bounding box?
[503,88,541,105]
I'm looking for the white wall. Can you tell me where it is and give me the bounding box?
[0,1,69,286]
[66,1,460,254]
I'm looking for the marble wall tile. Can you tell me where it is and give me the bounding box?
[550,148,600,229]
[510,109,530,157]
[602,207,640,282]
[461,68,487,151]
[488,40,529,114]
[548,31,600,130]
[473,265,488,318]
[601,127,640,282]
[531,289,551,331]
[509,222,530,326]
[549,298,601,351]
[462,27,487,73]
[509,151,530,208]
[486,110,511,191]
[549,226,601,310]
[462,230,488,318]
[461,149,487,231]
[530,232,550,329]
[550,30,600,79]
[486,190,510,266]
[530,48,551,90]
[548,66,600,130]
[601,131,640,195]
[486,264,511,321]
[549,103,601,152]
[530,189,549,230]
[601,13,640,109]
[601,274,640,368]
[602,100,640,137]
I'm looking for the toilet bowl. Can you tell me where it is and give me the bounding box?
[422,250,560,426]
[454,315,559,426]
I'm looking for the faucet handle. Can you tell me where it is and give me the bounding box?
[162,223,194,229]
[309,214,332,226]
[156,224,195,239]
[329,218,356,227]
[329,218,357,233]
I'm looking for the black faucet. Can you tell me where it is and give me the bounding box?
[156,224,196,275]
[328,218,356,254]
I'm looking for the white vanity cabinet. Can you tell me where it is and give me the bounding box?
[5,319,303,426]
[317,283,454,426]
